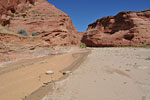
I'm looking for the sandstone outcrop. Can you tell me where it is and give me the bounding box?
[82,10,150,47]
[0,0,80,46]
[0,31,51,63]
[0,0,83,64]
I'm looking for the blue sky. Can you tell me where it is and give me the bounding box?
[48,0,150,32]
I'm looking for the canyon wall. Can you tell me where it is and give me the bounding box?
[0,0,81,46]
[82,10,150,47]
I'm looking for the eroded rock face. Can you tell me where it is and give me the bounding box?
[0,32,51,63]
[0,0,82,63]
[82,10,150,47]
[0,0,80,46]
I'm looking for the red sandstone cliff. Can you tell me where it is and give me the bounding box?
[0,0,82,63]
[82,10,150,47]
[0,0,80,46]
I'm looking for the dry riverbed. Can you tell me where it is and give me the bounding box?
[43,47,150,100]
[0,49,88,100]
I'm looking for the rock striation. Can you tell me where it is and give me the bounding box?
[0,0,83,63]
[82,10,150,47]
[0,32,50,63]
[0,0,80,46]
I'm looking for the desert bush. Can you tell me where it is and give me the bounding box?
[17,29,30,36]
[10,14,15,18]
[31,2,35,6]
[80,42,86,48]
[136,44,150,48]
[22,16,26,18]
[144,44,150,48]
[28,6,32,9]
[32,32,37,36]
[15,12,19,15]
[42,31,46,33]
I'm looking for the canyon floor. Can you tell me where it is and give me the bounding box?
[42,47,150,100]
[0,47,150,100]
[0,48,89,100]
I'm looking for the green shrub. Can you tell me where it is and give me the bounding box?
[17,29,30,36]
[134,44,150,48]
[15,12,19,15]
[144,44,150,48]
[80,42,86,48]
[22,16,26,18]
[42,31,46,33]
[32,32,37,36]
[28,6,32,9]
[10,14,15,18]
[31,2,35,6]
